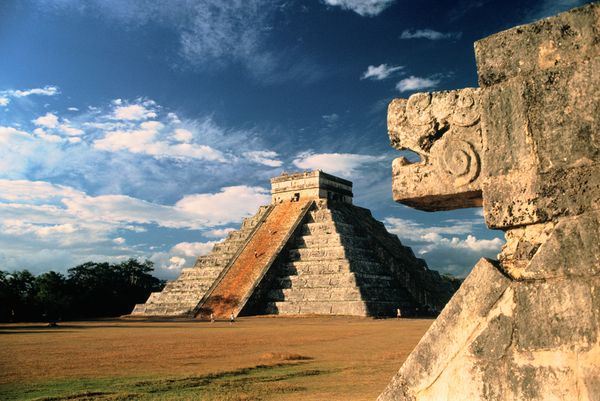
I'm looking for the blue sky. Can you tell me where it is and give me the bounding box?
[0,0,591,279]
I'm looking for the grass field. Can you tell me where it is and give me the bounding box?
[0,316,432,400]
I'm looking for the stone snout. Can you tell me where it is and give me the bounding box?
[388,89,483,211]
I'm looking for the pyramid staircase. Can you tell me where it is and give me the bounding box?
[130,205,272,317]
[195,199,313,319]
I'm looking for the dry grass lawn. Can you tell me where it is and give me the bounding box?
[0,316,432,400]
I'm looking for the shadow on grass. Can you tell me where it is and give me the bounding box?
[0,362,334,401]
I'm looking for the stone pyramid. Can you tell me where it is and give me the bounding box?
[131,171,457,319]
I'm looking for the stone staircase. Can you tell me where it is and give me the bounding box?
[253,200,416,317]
[196,199,314,319]
[129,205,272,317]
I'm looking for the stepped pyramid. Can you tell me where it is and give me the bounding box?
[131,171,457,319]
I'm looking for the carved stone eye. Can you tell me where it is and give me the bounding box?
[441,139,481,187]
[406,93,433,126]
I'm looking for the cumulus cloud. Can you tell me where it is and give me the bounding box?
[205,227,236,238]
[33,112,59,128]
[173,128,193,143]
[292,152,386,176]
[171,241,216,257]
[361,64,404,80]
[400,29,461,40]
[112,103,157,121]
[243,150,283,167]
[113,237,126,244]
[396,76,440,92]
[321,0,396,16]
[0,86,60,107]
[384,216,504,277]
[0,179,270,229]
[94,120,226,162]
[0,126,33,144]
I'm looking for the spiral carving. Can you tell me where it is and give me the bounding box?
[450,89,480,127]
[442,140,480,187]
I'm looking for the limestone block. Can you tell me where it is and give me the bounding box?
[388,89,484,211]
[514,278,597,352]
[505,211,600,279]
[474,2,600,87]
[480,57,600,228]
[378,258,510,400]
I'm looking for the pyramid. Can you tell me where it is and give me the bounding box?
[130,171,457,319]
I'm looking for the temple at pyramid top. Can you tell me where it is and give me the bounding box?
[270,170,353,204]
[130,171,458,319]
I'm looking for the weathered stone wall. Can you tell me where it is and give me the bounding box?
[380,3,600,400]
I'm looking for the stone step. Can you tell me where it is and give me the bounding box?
[300,221,354,236]
[306,208,345,222]
[288,245,375,261]
[263,300,408,316]
[274,273,395,289]
[295,234,368,248]
[267,286,405,302]
[281,259,385,275]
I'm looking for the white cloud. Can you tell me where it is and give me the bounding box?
[383,216,504,277]
[33,112,59,128]
[322,0,396,16]
[171,241,216,257]
[400,29,461,40]
[396,76,440,92]
[292,152,385,176]
[361,64,404,80]
[33,128,63,143]
[0,96,9,106]
[94,120,226,162]
[0,179,270,230]
[167,112,181,124]
[10,86,60,97]
[243,150,282,167]
[67,107,79,111]
[0,126,33,144]
[173,128,193,143]
[113,237,126,244]
[112,104,157,120]
[175,185,271,226]
[167,256,187,270]
[59,123,83,136]
[205,227,235,239]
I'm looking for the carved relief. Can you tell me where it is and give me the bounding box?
[387,88,483,211]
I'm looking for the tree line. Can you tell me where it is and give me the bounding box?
[0,259,165,322]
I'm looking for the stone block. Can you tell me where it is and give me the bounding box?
[378,258,510,400]
[475,2,600,87]
[514,279,596,352]
[515,211,600,279]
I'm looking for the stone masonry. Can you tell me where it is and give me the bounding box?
[379,3,600,400]
[131,171,457,318]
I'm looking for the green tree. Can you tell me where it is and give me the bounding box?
[34,271,70,322]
